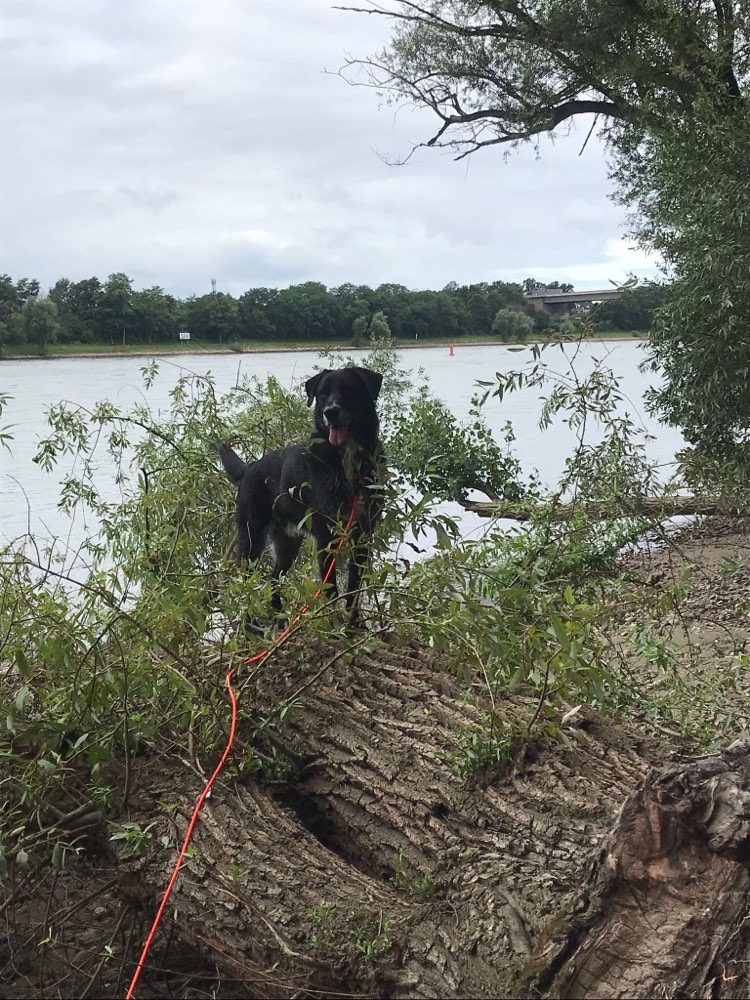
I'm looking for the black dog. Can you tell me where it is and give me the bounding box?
[219,366,384,624]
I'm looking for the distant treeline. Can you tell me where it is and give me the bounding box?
[0,272,669,350]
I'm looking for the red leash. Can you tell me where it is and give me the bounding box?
[125,671,237,1000]
[125,500,359,999]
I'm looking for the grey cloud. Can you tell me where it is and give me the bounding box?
[0,0,658,298]
[117,186,179,213]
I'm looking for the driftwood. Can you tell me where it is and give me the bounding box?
[109,637,750,999]
[459,495,730,520]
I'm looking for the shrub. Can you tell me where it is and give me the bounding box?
[492,308,533,342]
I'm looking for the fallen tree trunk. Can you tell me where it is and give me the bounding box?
[459,496,729,520]
[115,636,750,999]
[526,745,750,999]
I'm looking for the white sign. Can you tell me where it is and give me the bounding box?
[178,331,191,341]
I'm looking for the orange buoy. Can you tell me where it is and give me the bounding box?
[449,344,455,356]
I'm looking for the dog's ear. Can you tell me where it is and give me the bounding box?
[305,370,329,407]
[352,367,383,401]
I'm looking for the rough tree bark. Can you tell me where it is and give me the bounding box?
[528,746,750,998]
[114,636,750,999]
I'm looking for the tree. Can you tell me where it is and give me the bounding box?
[351,314,369,346]
[0,274,40,323]
[344,1,750,463]
[615,103,750,458]
[238,287,279,340]
[22,296,59,355]
[9,343,750,998]
[371,282,410,337]
[99,272,134,346]
[47,278,71,312]
[268,282,344,341]
[48,277,95,344]
[184,292,240,343]
[523,278,574,296]
[115,706,750,999]
[369,310,391,340]
[595,281,668,332]
[335,283,377,341]
[352,308,392,346]
[352,311,391,347]
[342,1,744,159]
[492,306,533,341]
[242,306,277,341]
[132,286,182,343]
[66,277,102,342]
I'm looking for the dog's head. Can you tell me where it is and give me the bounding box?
[305,367,383,448]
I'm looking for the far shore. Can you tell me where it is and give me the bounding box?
[1,331,644,362]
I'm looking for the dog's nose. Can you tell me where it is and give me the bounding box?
[323,404,341,423]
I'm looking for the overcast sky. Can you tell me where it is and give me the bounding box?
[0,0,659,297]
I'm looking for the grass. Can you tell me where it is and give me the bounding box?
[0,330,646,360]
[1,340,309,358]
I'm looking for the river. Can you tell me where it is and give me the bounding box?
[0,340,684,557]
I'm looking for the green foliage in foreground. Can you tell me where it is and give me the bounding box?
[388,390,533,503]
[0,334,738,879]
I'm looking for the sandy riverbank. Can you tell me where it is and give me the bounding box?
[1,333,642,361]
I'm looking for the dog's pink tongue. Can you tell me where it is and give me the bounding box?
[328,426,349,446]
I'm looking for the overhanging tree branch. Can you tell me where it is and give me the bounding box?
[339,0,748,158]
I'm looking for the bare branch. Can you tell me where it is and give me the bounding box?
[427,98,625,150]
[338,0,746,161]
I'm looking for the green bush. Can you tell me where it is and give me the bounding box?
[492,308,533,342]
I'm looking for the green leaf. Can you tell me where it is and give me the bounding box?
[14,648,31,680]
[14,686,29,713]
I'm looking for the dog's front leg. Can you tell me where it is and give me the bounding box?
[269,530,303,630]
[311,517,337,600]
[236,524,271,636]
[344,534,368,621]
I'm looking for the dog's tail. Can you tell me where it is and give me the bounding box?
[219,443,248,485]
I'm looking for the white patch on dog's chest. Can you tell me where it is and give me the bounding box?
[283,519,305,538]
[342,440,362,485]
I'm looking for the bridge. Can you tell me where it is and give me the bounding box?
[525,287,622,314]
